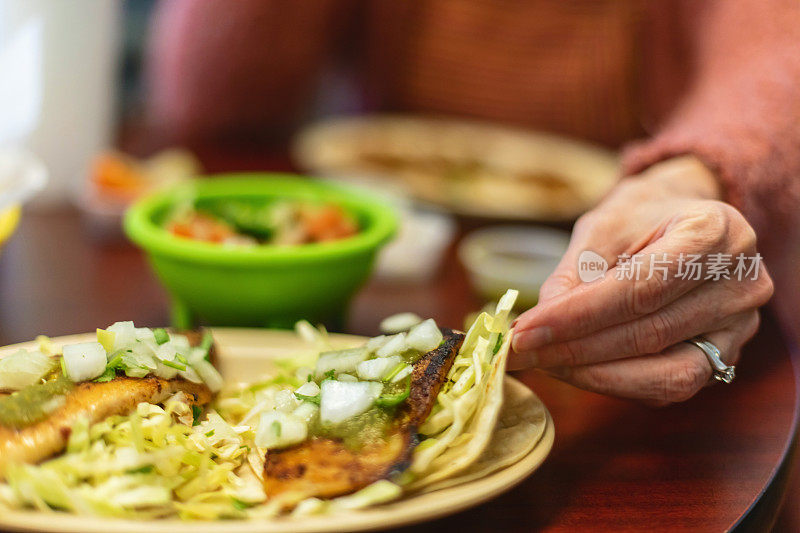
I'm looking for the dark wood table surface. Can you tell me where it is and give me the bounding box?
[1,208,798,532]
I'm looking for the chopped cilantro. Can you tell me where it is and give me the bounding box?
[493,333,504,355]
[153,328,170,345]
[199,331,214,360]
[94,367,117,383]
[127,465,154,474]
[231,498,250,510]
[162,359,187,371]
[294,392,321,405]
[191,405,203,426]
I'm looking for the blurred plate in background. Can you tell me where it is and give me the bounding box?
[293,115,619,222]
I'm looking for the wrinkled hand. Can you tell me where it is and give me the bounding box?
[510,156,774,405]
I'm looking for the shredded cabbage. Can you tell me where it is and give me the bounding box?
[412,289,518,474]
[2,396,260,520]
[0,294,518,520]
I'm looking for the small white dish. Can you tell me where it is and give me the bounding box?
[459,225,571,308]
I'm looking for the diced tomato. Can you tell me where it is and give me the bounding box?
[167,213,240,243]
[299,205,358,243]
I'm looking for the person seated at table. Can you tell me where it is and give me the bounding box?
[143,0,800,404]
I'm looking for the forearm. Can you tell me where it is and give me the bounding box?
[622,0,800,238]
[622,156,721,202]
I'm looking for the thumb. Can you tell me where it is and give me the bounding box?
[538,219,616,303]
[519,213,623,324]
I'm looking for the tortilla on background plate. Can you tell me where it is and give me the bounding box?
[293,114,619,221]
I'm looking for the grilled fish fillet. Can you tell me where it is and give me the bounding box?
[0,331,214,474]
[264,329,465,501]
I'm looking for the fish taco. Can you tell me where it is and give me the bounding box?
[0,289,547,519]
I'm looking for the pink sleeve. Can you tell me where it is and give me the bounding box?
[622,0,800,238]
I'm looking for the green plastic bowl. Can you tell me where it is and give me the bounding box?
[124,175,397,328]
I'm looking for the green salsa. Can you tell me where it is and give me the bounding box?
[400,350,424,365]
[310,406,395,449]
[308,381,410,449]
[0,376,74,429]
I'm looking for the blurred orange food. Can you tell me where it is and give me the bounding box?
[299,204,359,242]
[167,212,244,244]
[164,200,359,247]
[91,152,149,202]
[90,149,203,204]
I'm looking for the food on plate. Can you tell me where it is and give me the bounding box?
[293,115,619,221]
[165,198,359,246]
[262,326,463,503]
[0,325,219,474]
[0,290,524,519]
[89,149,202,204]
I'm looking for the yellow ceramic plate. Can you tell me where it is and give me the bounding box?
[0,329,554,533]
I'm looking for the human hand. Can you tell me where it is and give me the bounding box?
[509,156,774,405]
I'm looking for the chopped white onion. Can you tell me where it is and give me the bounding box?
[406,319,443,353]
[315,348,369,377]
[62,342,107,382]
[376,333,407,358]
[366,335,388,353]
[151,342,179,379]
[275,389,300,413]
[357,356,402,381]
[293,401,319,423]
[152,361,179,381]
[295,381,320,397]
[337,373,358,382]
[134,327,156,344]
[178,365,203,384]
[192,359,224,392]
[380,313,422,334]
[0,349,54,391]
[255,411,308,449]
[106,321,137,352]
[132,341,158,364]
[169,334,191,353]
[185,346,223,391]
[320,380,383,424]
[390,365,413,383]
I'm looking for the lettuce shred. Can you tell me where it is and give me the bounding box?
[412,289,518,474]
[1,395,263,520]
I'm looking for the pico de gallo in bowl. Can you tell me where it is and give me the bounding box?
[124,175,397,328]
[165,198,359,247]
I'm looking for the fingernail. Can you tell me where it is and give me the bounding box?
[512,326,553,354]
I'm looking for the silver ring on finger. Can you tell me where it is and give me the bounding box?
[685,336,736,384]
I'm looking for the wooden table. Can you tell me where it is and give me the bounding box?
[1,208,797,532]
